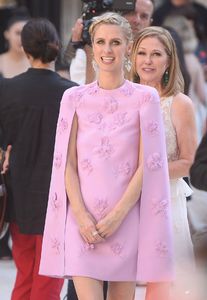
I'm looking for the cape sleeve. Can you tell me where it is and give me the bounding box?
[39,87,76,276]
[137,88,175,281]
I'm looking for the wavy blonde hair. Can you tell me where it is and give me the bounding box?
[130,26,184,97]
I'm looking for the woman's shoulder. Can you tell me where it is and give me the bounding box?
[173,92,193,107]
[171,93,194,117]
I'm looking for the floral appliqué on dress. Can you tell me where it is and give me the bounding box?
[80,159,93,174]
[50,192,62,212]
[57,117,68,135]
[147,152,163,171]
[114,162,131,178]
[104,96,118,114]
[51,237,61,255]
[155,241,168,257]
[146,121,159,136]
[111,242,126,259]
[151,198,169,218]
[93,136,114,160]
[94,198,108,219]
[54,153,62,169]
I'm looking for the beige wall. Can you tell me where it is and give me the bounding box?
[61,0,82,46]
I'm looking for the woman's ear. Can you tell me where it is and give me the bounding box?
[4,30,9,41]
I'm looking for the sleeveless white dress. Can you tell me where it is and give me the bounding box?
[161,96,197,299]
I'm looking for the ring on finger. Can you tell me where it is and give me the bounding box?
[92,231,98,237]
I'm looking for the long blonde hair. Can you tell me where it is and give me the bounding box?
[130,26,184,97]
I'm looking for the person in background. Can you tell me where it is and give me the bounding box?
[0,18,77,300]
[152,0,207,83]
[0,14,30,78]
[0,13,30,261]
[66,0,154,85]
[55,50,71,80]
[40,12,174,300]
[130,26,198,299]
[190,131,207,190]
[163,15,207,142]
[152,0,207,39]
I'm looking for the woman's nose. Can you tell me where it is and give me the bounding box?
[144,55,152,64]
[103,43,112,53]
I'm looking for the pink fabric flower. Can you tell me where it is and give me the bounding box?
[81,159,93,174]
[146,121,159,136]
[147,152,163,171]
[57,118,68,135]
[93,136,114,160]
[104,97,118,114]
[54,153,62,169]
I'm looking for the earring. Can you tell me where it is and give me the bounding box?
[92,59,98,73]
[163,69,169,86]
[124,56,132,72]
[135,73,140,83]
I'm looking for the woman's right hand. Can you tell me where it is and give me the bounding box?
[2,145,12,174]
[76,211,104,244]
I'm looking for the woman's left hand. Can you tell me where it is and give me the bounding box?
[96,211,124,239]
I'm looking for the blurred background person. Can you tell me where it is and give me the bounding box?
[152,0,207,88]
[189,132,207,300]
[0,11,30,262]
[0,18,77,300]
[0,14,30,78]
[66,0,155,85]
[130,26,198,299]
[163,15,207,142]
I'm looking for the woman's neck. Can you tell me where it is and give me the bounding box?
[30,60,55,71]
[140,80,162,97]
[6,49,27,61]
[97,72,125,90]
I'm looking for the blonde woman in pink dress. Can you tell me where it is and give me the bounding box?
[40,13,174,300]
[130,26,198,300]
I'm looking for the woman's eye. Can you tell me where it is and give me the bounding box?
[96,40,104,44]
[153,52,161,56]
[112,40,120,45]
[137,51,145,55]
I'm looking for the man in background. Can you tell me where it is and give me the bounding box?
[66,0,154,85]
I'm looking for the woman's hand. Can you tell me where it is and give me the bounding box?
[2,145,12,174]
[76,211,104,244]
[96,210,124,239]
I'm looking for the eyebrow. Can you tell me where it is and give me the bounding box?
[138,47,163,52]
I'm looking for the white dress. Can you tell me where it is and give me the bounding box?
[161,96,196,299]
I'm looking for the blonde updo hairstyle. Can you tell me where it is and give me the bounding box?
[130,26,184,97]
[89,11,133,45]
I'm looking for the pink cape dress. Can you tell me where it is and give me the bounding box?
[39,80,174,282]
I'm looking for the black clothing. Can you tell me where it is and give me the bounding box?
[0,68,77,234]
[66,280,108,300]
[190,132,207,191]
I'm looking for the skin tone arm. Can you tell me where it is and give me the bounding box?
[65,113,143,242]
[96,137,143,238]
[169,93,197,179]
[65,114,103,244]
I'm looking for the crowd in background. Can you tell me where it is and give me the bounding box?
[0,0,207,300]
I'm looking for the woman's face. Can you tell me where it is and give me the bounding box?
[135,36,169,87]
[5,21,27,53]
[92,23,130,75]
